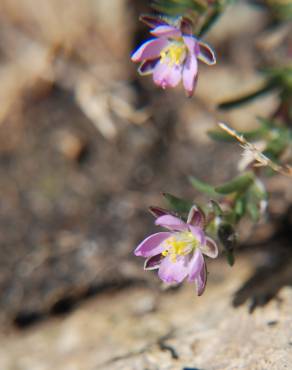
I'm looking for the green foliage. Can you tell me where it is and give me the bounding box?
[162,192,193,213]
[246,181,268,222]
[215,173,254,194]
[189,176,219,197]
[234,196,246,219]
[265,0,292,21]
[198,0,236,37]
[151,0,234,36]
[151,0,207,16]
[262,66,292,91]
[208,200,223,216]
[219,67,292,110]
[218,223,236,266]
[218,81,277,110]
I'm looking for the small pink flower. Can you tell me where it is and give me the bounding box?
[131,16,216,97]
[134,206,218,295]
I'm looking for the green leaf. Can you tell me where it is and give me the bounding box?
[218,223,236,266]
[257,116,276,131]
[251,180,268,201]
[218,81,277,110]
[245,180,268,222]
[246,201,260,222]
[215,173,254,195]
[189,176,218,197]
[263,130,290,159]
[208,200,223,216]
[234,196,246,219]
[162,193,193,213]
[198,0,235,37]
[226,250,235,266]
[218,223,236,250]
[151,0,207,16]
[198,6,221,37]
[268,1,292,21]
[262,66,292,89]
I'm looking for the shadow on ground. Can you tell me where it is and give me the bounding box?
[233,207,292,312]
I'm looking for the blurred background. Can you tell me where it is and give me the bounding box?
[0,0,291,369]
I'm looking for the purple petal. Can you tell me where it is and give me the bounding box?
[158,255,189,283]
[187,205,205,228]
[183,35,200,55]
[149,206,174,218]
[155,214,187,231]
[182,53,198,97]
[187,249,204,282]
[189,225,206,245]
[198,41,216,65]
[150,25,181,38]
[144,253,164,270]
[131,38,168,62]
[139,15,169,29]
[180,17,193,35]
[138,58,159,75]
[195,263,207,296]
[134,232,171,257]
[153,61,182,89]
[200,237,219,258]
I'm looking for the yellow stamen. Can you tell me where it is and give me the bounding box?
[160,42,186,67]
[163,232,198,263]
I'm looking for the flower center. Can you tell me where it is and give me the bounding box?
[160,42,187,67]
[162,231,198,262]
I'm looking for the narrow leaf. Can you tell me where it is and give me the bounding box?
[189,176,218,197]
[162,193,193,213]
[246,202,260,222]
[198,6,221,37]
[215,173,254,195]
[208,200,223,216]
[234,197,246,218]
[226,250,235,266]
[151,0,207,15]
[218,223,236,266]
[218,81,277,110]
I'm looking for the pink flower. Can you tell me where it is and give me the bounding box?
[134,206,218,295]
[131,16,216,97]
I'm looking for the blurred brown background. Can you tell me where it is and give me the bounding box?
[0,0,291,369]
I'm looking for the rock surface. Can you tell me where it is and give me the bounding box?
[0,255,291,370]
[0,1,291,370]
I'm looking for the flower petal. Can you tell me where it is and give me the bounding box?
[195,263,207,296]
[155,214,187,231]
[140,14,169,29]
[187,249,204,282]
[198,41,216,65]
[131,38,168,62]
[134,232,171,257]
[182,53,198,97]
[144,253,164,270]
[150,25,181,38]
[189,225,206,245]
[153,61,182,89]
[180,17,193,35]
[158,255,189,283]
[183,35,200,55]
[149,206,174,218]
[138,58,159,75]
[187,205,205,228]
[200,237,219,258]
